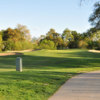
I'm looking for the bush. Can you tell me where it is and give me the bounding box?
[3,40,33,51]
[3,40,15,51]
[21,41,33,50]
[39,39,56,49]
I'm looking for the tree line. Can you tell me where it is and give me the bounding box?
[33,27,100,50]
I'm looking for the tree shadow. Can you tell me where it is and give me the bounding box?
[0,71,78,85]
[0,50,100,70]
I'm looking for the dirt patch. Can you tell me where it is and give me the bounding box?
[7,49,33,53]
[0,49,33,56]
[0,52,23,56]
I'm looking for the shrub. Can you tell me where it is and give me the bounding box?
[39,39,56,49]
[3,40,33,51]
[21,41,33,50]
[3,40,15,51]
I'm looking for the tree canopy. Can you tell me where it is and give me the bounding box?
[89,2,100,29]
[0,24,33,51]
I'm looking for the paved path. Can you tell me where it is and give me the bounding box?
[49,71,100,100]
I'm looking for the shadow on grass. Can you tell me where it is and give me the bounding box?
[0,50,100,70]
[0,71,78,85]
[58,51,100,58]
[0,71,78,100]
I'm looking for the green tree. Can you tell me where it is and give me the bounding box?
[62,28,73,42]
[69,31,81,48]
[46,28,63,48]
[0,31,3,51]
[89,2,100,29]
[2,25,33,51]
[16,24,31,41]
[3,28,22,42]
[46,29,59,40]
[92,30,100,41]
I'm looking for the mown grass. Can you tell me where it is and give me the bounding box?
[0,49,100,100]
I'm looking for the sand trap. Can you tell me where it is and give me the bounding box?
[88,50,100,53]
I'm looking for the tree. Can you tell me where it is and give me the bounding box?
[46,28,62,48]
[89,2,100,29]
[69,31,81,48]
[0,31,3,51]
[16,24,31,41]
[3,28,21,42]
[2,25,33,51]
[46,29,59,40]
[62,28,73,42]
[92,30,100,41]
[66,31,81,48]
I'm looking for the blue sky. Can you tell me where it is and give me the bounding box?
[0,0,99,37]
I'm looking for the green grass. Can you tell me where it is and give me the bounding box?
[0,49,100,100]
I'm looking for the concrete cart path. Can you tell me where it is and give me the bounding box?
[49,71,100,100]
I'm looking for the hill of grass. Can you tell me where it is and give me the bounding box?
[0,49,100,100]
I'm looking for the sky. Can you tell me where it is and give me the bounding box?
[0,0,99,37]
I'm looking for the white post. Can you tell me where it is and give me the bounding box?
[16,57,22,72]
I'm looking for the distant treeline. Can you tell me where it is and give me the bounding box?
[1,25,100,51]
[33,28,100,50]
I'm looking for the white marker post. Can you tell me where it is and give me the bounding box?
[16,57,22,72]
